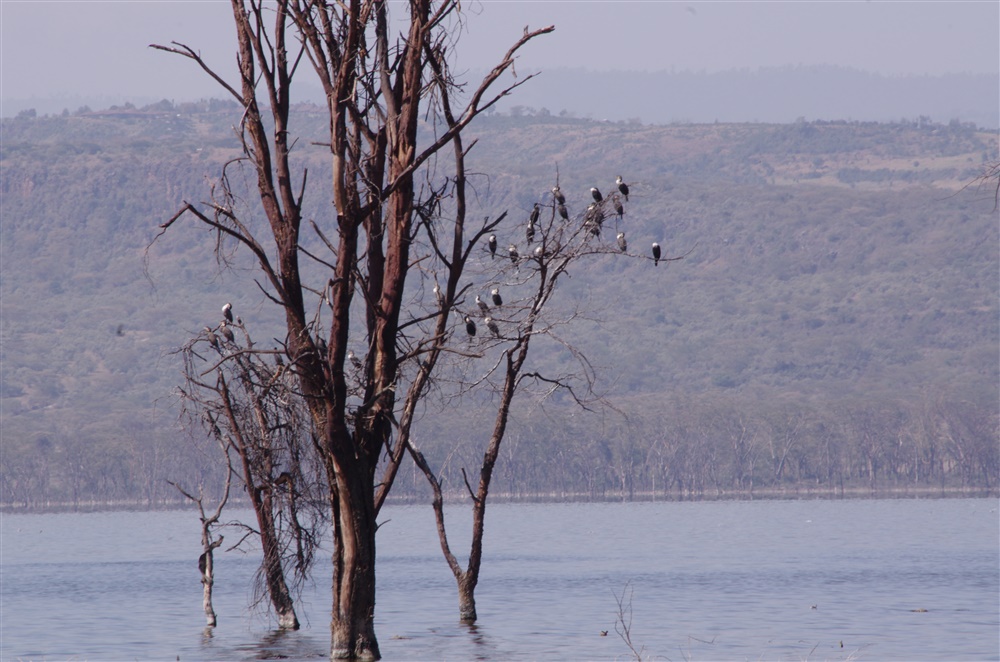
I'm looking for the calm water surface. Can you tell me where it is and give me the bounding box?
[2,498,998,661]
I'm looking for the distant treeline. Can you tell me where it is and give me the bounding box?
[4,390,996,510]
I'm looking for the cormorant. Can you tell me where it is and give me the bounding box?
[464,315,477,336]
[526,220,536,244]
[433,284,444,307]
[590,186,603,203]
[485,317,500,338]
[222,302,233,323]
[612,195,624,219]
[557,203,569,221]
[616,175,630,201]
[617,232,627,252]
[652,242,661,266]
[508,244,519,265]
[476,295,490,314]
[204,326,219,349]
[534,245,544,259]
[529,203,540,225]
[491,288,503,307]
[219,321,235,343]
[488,234,497,259]
[584,204,603,236]
[347,349,363,370]
[552,186,566,205]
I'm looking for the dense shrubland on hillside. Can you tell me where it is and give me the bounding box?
[1,104,997,507]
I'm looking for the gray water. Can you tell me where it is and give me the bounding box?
[2,498,997,661]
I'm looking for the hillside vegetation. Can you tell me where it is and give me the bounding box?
[1,103,997,507]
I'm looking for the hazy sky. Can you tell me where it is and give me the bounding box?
[1,1,997,109]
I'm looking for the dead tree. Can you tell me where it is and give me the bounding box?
[406,178,688,621]
[168,448,231,628]
[151,1,552,657]
[177,318,326,631]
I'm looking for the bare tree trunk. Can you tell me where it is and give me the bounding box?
[169,460,229,628]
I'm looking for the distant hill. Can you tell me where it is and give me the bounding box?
[1,103,997,507]
[486,66,999,129]
[3,66,996,129]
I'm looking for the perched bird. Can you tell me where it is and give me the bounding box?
[316,336,328,358]
[652,242,661,266]
[508,244,519,265]
[617,232,628,252]
[204,326,219,349]
[487,234,497,259]
[347,349,363,370]
[433,284,444,307]
[219,321,235,343]
[616,175,630,201]
[534,245,544,258]
[476,295,490,314]
[491,287,503,307]
[590,186,603,203]
[612,194,624,220]
[557,203,569,221]
[584,203,603,237]
[526,220,536,244]
[552,185,566,205]
[485,317,500,338]
[529,203,540,225]
[222,302,233,323]
[464,315,477,337]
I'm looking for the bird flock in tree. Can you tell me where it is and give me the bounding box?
[461,176,667,340]
[200,177,671,367]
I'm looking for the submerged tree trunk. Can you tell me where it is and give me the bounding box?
[199,537,223,627]
[257,488,299,630]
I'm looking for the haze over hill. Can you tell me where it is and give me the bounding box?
[5,67,997,130]
[1,104,997,506]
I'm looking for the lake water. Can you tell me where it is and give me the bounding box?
[2,498,998,661]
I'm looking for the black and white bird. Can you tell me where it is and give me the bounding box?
[557,203,569,221]
[526,220,536,244]
[433,284,444,307]
[222,302,233,323]
[652,242,661,266]
[584,203,603,236]
[219,321,235,343]
[485,317,500,338]
[476,295,490,314]
[347,349,363,370]
[612,195,624,220]
[491,287,503,307]
[508,244,519,265]
[534,245,544,259]
[529,203,540,225]
[552,185,566,205]
[617,232,628,252]
[616,175,630,201]
[488,234,497,259]
[464,315,477,337]
[590,186,603,203]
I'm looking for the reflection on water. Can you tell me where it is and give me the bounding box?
[2,498,998,661]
